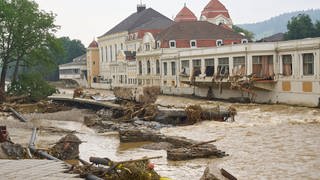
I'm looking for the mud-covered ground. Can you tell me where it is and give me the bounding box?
[1,89,320,179]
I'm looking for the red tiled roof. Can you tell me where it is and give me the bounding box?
[201,0,230,19]
[156,21,244,41]
[88,40,98,48]
[174,6,197,22]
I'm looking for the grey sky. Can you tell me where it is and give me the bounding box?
[34,0,320,46]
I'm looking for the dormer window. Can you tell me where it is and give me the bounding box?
[169,40,176,48]
[216,39,223,47]
[190,40,197,48]
[241,39,248,44]
[156,41,161,49]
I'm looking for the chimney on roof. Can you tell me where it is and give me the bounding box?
[137,2,146,13]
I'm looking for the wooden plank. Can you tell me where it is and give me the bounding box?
[221,168,237,180]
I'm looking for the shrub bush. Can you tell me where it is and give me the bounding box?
[8,73,57,102]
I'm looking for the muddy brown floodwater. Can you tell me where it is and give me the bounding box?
[1,95,320,179]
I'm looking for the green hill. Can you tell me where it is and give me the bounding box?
[237,9,320,40]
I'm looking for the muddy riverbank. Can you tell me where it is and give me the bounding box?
[1,93,320,179]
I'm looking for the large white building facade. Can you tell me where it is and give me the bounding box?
[89,1,320,107]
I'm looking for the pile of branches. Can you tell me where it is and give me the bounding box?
[70,156,161,180]
[120,102,159,122]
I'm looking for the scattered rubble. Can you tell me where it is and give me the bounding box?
[49,134,82,160]
[114,86,161,104]
[118,127,226,161]
[70,156,162,180]
[1,100,71,114]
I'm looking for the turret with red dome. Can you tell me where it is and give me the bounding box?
[174,3,197,22]
[200,0,233,28]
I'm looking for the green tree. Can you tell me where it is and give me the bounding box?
[315,21,320,37]
[0,0,58,102]
[45,37,86,81]
[232,25,255,40]
[284,14,316,40]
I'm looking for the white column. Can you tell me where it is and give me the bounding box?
[247,55,252,75]
[201,58,205,75]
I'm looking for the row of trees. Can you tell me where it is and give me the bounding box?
[0,0,86,102]
[285,14,320,40]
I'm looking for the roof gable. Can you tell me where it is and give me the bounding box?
[100,8,173,37]
[174,6,197,22]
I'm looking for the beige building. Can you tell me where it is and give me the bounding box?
[96,4,173,88]
[86,40,100,87]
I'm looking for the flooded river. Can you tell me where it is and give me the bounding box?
[2,95,320,179]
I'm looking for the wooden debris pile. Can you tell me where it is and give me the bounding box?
[167,139,226,161]
[49,134,82,160]
[70,156,161,180]
[114,86,160,104]
[1,101,71,114]
[119,128,227,161]
[73,88,84,98]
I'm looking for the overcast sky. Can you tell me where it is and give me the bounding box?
[34,0,320,46]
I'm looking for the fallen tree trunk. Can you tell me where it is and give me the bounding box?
[167,145,226,161]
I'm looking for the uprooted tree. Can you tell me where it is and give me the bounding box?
[0,0,60,102]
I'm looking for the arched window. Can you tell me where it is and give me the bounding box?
[147,60,151,74]
[216,39,223,47]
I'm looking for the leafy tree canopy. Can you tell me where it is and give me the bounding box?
[0,0,59,101]
[284,14,320,40]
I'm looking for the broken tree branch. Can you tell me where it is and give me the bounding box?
[189,138,223,148]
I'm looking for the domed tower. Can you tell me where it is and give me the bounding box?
[200,0,233,28]
[174,3,197,22]
[86,39,100,87]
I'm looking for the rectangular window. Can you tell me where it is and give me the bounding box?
[282,55,292,76]
[169,40,176,48]
[156,60,160,74]
[218,57,229,76]
[145,44,150,51]
[233,56,245,76]
[252,55,274,79]
[181,60,190,76]
[171,62,176,76]
[192,59,201,77]
[164,62,167,76]
[205,58,214,76]
[303,53,314,75]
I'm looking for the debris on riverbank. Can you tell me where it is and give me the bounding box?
[113,86,161,104]
[70,156,162,180]
[0,100,71,114]
[49,134,82,160]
